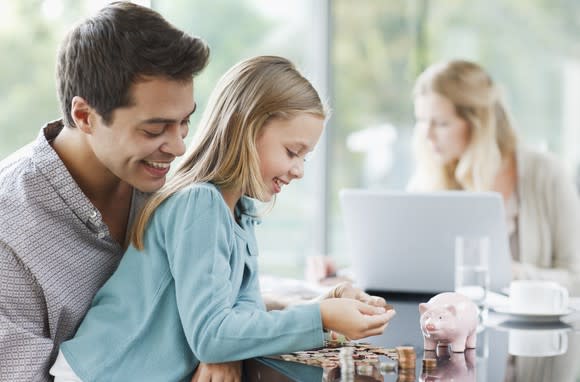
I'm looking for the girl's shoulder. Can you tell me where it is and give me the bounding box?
[157,182,230,218]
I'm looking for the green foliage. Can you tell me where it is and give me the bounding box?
[0,0,85,158]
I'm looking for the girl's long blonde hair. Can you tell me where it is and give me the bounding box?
[409,60,517,191]
[131,55,326,250]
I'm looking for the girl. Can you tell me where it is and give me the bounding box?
[409,59,580,294]
[51,56,395,381]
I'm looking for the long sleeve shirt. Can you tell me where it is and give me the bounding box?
[0,120,146,381]
[60,183,324,382]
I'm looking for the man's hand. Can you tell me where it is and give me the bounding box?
[191,361,242,382]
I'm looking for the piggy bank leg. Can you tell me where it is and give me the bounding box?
[465,332,477,349]
[450,338,466,353]
[423,337,437,351]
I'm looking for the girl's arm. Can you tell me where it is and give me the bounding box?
[164,186,394,363]
[165,186,324,363]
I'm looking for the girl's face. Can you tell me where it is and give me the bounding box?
[414,92,470,164]
[256,113,324,201]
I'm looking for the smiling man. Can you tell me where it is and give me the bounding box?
[0,2,208,380]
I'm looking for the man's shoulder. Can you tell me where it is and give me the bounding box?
[0,142,38,213]
[0,141,56,237]
[0,141,35,178]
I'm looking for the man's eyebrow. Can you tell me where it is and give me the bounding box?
[141,104,197,125]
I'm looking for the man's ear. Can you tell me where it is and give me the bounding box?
[70,96,94,134]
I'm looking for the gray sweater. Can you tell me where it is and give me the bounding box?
[514,147,580,296]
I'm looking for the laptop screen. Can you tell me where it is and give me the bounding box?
[339,189,512,294]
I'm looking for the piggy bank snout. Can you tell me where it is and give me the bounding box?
[425,323,436,331]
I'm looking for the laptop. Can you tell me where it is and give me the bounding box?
[339,189,512,294]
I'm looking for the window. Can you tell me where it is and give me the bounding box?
[153,0,329,277]
[2,0,580,277]
[330,0,580,267]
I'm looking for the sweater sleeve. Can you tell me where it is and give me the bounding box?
[516,154,580,296]
[162,186,324,363]
[233,240,267,311]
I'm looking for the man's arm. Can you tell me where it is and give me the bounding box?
[0,241,54,381]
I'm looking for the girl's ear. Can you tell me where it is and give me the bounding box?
[70,96,95,134]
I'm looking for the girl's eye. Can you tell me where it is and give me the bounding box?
[286,149,298,158]
[181,118,191,126]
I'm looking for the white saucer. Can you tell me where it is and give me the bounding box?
[491,305,575,322]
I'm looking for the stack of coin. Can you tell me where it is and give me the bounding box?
[379,358,398,374]
[422,357,437,372]
[339,346,355,382]
[356,363,374,377]
[395,346,416,369]
[397,368,416,382]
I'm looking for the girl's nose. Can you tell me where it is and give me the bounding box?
[290,160,304,179]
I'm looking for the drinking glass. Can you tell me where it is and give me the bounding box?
[454,236,490,309]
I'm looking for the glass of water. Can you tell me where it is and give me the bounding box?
[454,236,490,308]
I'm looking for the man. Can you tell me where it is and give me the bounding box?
[0,2,209,380]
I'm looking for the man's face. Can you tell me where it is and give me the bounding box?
[87,77,195,192]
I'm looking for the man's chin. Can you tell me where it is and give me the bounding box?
[132,178,166,193]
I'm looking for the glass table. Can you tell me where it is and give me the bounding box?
[244,292,580,382]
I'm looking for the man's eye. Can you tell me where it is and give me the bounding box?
[181,118,191,126]
[144,130,163,137]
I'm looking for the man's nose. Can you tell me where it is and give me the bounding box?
[160,126,186,157]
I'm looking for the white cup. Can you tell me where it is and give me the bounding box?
[508,328,568,357]
[509,280,569,314]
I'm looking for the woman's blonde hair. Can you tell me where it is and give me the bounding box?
[131,55,326,249]
[410,60,517,191]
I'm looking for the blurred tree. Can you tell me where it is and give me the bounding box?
[154,0,271,132]
[0,0,88,158]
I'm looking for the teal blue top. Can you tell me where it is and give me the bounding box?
[60,183,324,382]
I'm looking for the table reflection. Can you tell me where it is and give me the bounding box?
[503,329,580,382]
[419,348,476,382]
[249,294,580,381]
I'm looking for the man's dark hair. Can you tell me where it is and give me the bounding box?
[56,1,210,127]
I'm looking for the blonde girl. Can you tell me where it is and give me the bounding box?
[52,56,395,382]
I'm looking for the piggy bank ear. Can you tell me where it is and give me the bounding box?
[419,303,429,315]
[446,305,457,316]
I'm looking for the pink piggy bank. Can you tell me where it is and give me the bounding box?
[419,292,478,352]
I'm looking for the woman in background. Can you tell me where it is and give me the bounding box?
[409,59,580,295]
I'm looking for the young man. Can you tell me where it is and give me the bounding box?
[0,2,209,380]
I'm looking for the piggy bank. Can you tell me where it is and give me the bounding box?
[419,292,478,352]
